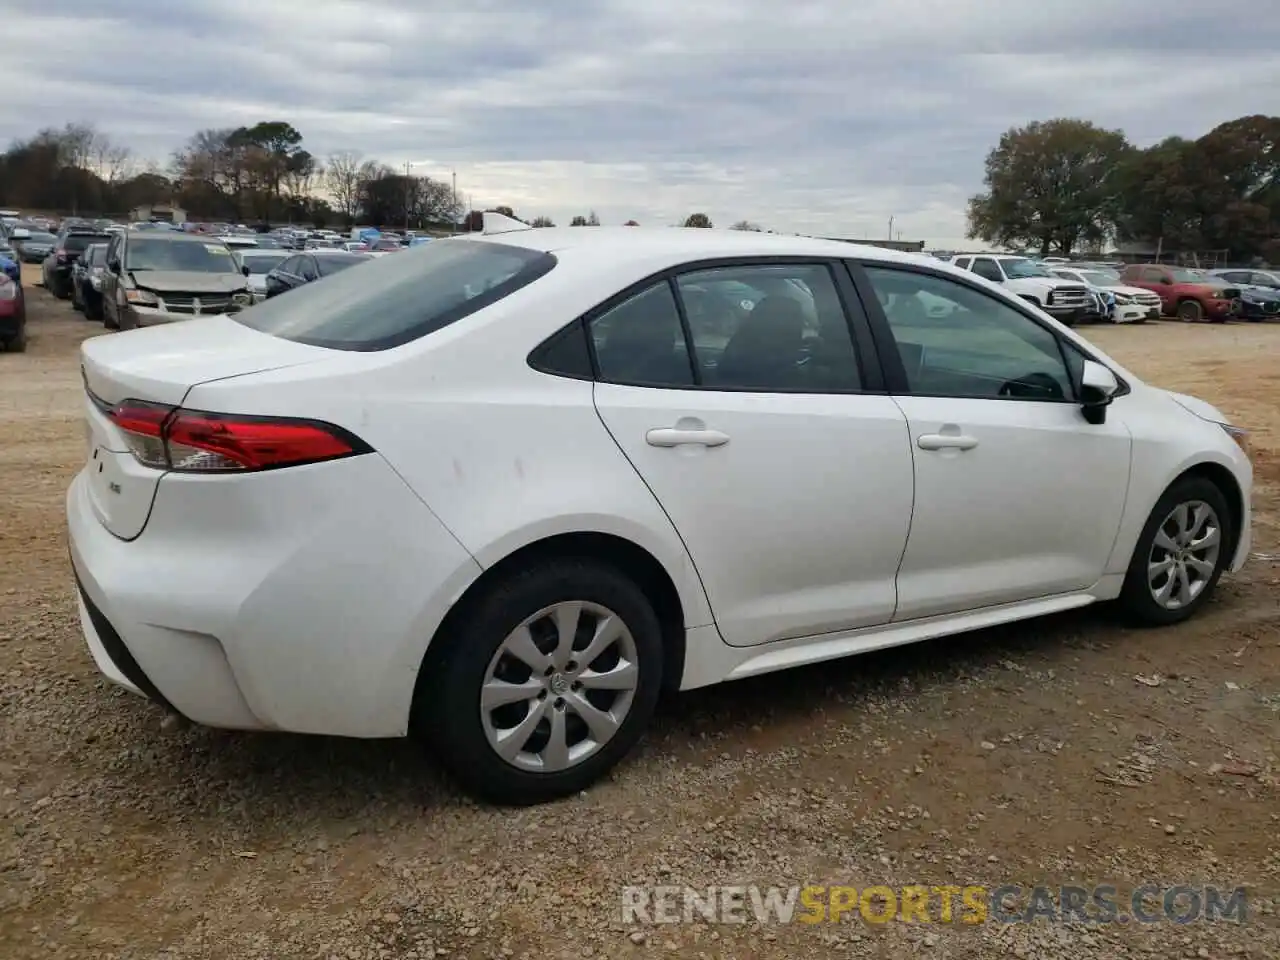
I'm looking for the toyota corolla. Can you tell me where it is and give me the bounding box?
[68,215,1252,805]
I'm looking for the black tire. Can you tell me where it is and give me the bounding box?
[86,294,103,322]
[1118,476,1233,626]
[1177,299,1203,322]
[421,558,664,805]
[4,330,26,353]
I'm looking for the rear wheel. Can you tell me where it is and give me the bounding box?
[1118,476,1232,626]
[1177,299,1203,322]
[3,330,26,353]
[422,559,664,805]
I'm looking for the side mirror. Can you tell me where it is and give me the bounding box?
[1080,360,1118,424]
[1160,277,1172,285]
[242,264,251,276]
[107,259,121,274]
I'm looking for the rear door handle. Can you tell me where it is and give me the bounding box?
[917,433,978,451]
[646,427,730,448]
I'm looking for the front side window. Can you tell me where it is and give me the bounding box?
[1142,267,1169,283]
[863,266,1074,402]
[233,239,556,351]
[1000,258,1052,279]
[675,263,860,391]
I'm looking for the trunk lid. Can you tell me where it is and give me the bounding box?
[79,316,334,539]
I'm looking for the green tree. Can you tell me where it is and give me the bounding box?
[967,118,1131,256]
[683,212,712,228]
[569,215,588,226]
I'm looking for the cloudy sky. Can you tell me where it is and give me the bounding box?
[1,0,1277,246]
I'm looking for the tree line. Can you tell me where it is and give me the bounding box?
[967,114,1280,262]
[0,122,767,232]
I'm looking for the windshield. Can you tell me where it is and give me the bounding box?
[240,252,289,275]
[234,239,555,351]
[126,239,239,273]
[25,232,56,244]
[86,245,108,265]
[1000,258,1051,279]
[1081,270,1121,286]
[1171,269,1209,282]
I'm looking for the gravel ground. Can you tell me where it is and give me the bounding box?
[2,273,1278,959]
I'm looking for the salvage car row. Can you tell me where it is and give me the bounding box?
[1,224,375,335]
[945,253,1280,325]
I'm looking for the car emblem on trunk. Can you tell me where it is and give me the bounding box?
[192,297,202,315]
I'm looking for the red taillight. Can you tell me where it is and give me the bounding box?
[107,400,368,472]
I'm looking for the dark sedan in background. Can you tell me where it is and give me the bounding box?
[12,230,56,263]
[42,229,112,298]
[263,250,372,298]
[70,242,109,320]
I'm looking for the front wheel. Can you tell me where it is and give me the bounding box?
[1177,299,1203,322]
[1118,477,1232,626]
[421,559,664,805]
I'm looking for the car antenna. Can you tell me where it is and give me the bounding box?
[481,212,533,236]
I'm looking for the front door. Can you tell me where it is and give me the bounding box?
[590,260,916,647]
[856,263,1131,620]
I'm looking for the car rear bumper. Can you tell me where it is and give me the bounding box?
[66,452,482,737]
[0,298,23,337]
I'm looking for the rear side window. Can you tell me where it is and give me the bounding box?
[233,239,556,351]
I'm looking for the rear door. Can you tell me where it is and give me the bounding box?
[591,258,915,647]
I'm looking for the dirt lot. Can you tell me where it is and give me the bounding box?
[1,272,1278,959]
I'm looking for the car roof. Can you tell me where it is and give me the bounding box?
[474,225,939,268]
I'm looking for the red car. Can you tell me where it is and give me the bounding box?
[0,272,27,352]
[1118,264,1241,322]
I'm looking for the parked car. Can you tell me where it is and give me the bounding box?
[948,255,1092,326]
[0,269,26,352]
[70,242,110,321]
[43,229,112,299]
[1049,267,1161,323]
[13,230,56,264]
[1211,268,1280,291]
[1118,265,1241,322]
[1208,270,1280,320]
[0,238,20,280]
[99,232,252,330]
[236,248,291,302]
[68,220,1253,804]
[263,250,372,297]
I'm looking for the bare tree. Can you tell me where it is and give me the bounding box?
[529,216,555,227]
[325,151,363,222]
[683,212,713,228]
[586,210,600,226]
[93,136,133,184]
[730,220,762,231]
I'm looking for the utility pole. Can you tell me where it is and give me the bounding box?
[888,215,894,241]
[452,170,458,234]
[404,161,413,233]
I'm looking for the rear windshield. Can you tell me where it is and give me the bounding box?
[232,239,557,351]
[65,233,111,252]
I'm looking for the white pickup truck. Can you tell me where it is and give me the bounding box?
[949,255,1095,326]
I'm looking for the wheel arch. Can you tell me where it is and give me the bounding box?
[1173,461,1245,561]
[412,531,691,725]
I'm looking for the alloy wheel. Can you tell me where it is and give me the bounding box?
[1147,500,1221,610]
[480,601,640,773]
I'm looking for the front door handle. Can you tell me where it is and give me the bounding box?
[917,433,978,451]
[646,427,730,448]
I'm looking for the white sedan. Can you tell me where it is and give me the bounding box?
[68,215,1252,804]
[1050,266,1163,323]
